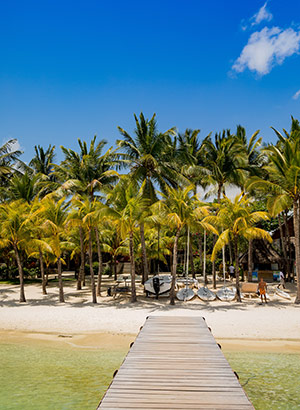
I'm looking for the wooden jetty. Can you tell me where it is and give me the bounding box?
[97,316,254,409]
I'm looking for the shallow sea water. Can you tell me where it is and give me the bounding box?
[226,351,300,410]
[0,341,299,410]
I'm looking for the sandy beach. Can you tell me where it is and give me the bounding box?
[1,278,300,352]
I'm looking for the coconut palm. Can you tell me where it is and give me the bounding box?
[54,136,120,200]
[158,185,215,305]
[104,177,149,302]
[30,145,56,175]
[247,132,300,303]
[205,194,272,302]
[39,197,70,303]
[117,112,177,283]
[0,200,31,302]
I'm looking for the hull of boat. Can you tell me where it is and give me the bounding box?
[197,287,216,301]
[217,287,236,301]
[144,275,172,295]
[176,287,195,301]
[275,288,291,300]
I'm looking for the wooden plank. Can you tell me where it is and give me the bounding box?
[97,316,254,409]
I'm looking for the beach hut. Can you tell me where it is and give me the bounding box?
[239,239,282,282]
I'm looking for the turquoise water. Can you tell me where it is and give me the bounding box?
[0,340,299,410]
[226,351,300,410]
[0,342,126,410]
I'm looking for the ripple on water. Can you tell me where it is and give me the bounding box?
[0,342,300,410]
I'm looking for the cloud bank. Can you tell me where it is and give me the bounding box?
[233,27,300,75]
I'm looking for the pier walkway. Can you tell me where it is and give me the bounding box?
[97,316,254,409]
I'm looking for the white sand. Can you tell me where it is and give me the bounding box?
[1,280,300,342]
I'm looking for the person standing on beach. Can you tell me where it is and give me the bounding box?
[258,277,267,304]
[229,265,235,280]
[278,271,286,289]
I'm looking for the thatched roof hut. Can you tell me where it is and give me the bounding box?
[239,239,282,269]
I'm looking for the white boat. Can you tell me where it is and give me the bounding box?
[216,287,236,301]
[275,288,291,300]
[176,287,195,301]
[197,286,216,301]
[144,275,172,298]
[177,278,199,288]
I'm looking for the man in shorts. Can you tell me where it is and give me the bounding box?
[258,277,267,304]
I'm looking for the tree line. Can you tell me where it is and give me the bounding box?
[0,113,299,304]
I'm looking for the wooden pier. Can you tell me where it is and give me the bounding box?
[97,316,254,409]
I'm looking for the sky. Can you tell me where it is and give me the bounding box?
[1,0,300,163]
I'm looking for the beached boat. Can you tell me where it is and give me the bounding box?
[144,275,172,298]
[216,286,236,301]
[176,287,195,301]
[275,288,291,300]
[197,286,216,301]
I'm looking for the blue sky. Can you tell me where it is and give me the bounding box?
[1,0,300,162]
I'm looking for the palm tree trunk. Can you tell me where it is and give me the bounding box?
[14,244,26,303]
[198,233,202,274]
[95,227,103,296]
[248,240,253,282]
[139,222,148,284]
[57,256,65,303]
[283,212,291,280]
[293,200,300,303]
[278,213,288,276]
[88,229,97,304]
[39,247,47,295]
[203,230,207,285]
[190,242,195,278]
[212,235,216,289]
[170,229,181,305]
[234,239,241,302]
[129,230,137,303]
[77,226,84,290]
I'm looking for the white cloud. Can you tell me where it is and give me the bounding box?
[293,90,300,100]
[232,27,300,75]
[251,2,273,26]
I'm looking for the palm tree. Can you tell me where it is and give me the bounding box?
[104,177,149,302]
[7,171,39,203]
[54,136,120,200]
[0,200,31,302]
[29,145,56,175]
[247,131,300,303]
[117,113,177,283]
[206,194,272,302]
[40,197,70,303]
[159,185,214,305]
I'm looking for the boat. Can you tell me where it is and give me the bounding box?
[216,286,236,301]
[177,277,199,288]
[197,286,216,301]
[176,287,195,301]
[144,274,172,298]
[275,288,291,300]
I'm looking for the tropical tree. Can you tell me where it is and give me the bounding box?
[206,194,272,302]
[104,177,149,302]
[247,130,300,303]
[0,200,31,302]
[40,197,70,303]
[54,136,120,199]
[117,112,177,283]
[159,185,214,305]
